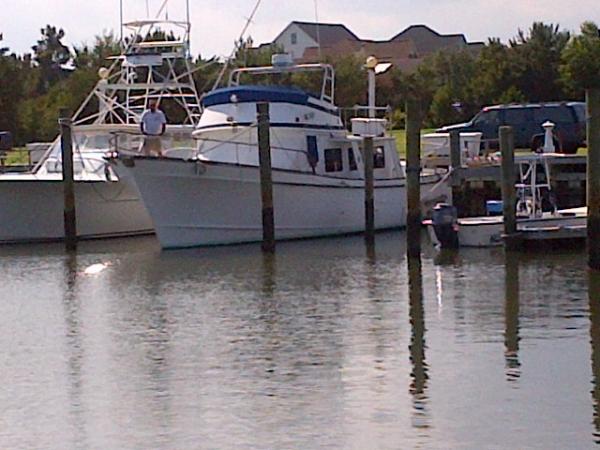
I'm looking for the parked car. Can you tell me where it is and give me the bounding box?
[436,102,586,154]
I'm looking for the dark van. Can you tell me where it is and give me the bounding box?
[437,102,586,154]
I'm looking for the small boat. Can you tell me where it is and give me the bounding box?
[0,11,200,243]
[115,54,450,249]
[425,153,587,248]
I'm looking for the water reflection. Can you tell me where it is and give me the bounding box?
[589,270,600,444]
[504,252,521,382]
[2,233,597,448]
[407,255,429,431]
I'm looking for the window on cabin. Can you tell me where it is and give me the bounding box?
[291,33,297,45]
[348,148,357,171]
[374,146,386,169]
[325,148,343,172]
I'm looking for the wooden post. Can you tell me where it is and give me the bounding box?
[587,88,600,270]
[59,108,77,250]
[449,130,462,182]
[364,136,375,244]
[449,130,462,215]
[405,97,421,257]
[499,126,518,250]
[257,102,275,252]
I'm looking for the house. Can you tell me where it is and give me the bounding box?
[257,21,484,73]
[391,24,484,57]
[300,38,422,73]
[269,21,359,60]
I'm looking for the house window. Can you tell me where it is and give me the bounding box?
[374,146,386,168]
[325,148,343,172]
[348,148,357,171]
[291,33,297,45]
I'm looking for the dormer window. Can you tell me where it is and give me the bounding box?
[291,33,297,45]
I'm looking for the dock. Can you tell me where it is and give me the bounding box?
[437,154,587,216]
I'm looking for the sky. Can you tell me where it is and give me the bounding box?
[1,0,600,59]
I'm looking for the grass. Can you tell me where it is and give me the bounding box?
[391,128,435,158]
[2,148,30,166]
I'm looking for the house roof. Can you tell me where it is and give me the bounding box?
[274,21,360,46]
[391,24,468,55]
[299,38,422,73]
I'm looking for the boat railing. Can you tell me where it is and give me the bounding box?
[108,130,196,157]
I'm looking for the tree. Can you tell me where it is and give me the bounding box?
[509,22,571,102]
[428,50,478,125]
[561,21,600,95]
[73,32,120,70]
[471,38,524,105]
[31,25,72,95]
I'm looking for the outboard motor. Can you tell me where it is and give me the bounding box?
[431,203,459,249]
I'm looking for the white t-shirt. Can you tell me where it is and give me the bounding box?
[141,109,167,136]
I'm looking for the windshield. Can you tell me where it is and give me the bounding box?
[72,132,144,153]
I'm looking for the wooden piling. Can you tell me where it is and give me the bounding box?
[364,136,375,244]
[449,129,462,188]
[499,126,518,250]
[257,102,275,252]
[405,97,421,257]
[59,108,77,250]
[587,88,600,270]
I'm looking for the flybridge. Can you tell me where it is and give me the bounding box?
[228,55,336,104]
[72,10,201,127]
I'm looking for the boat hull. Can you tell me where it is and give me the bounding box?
[122,157,443,249]
[0,179,153,243]
[427,209,587,247]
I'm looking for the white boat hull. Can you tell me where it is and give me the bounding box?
[427,208,587,247]
[122,157,443,249]
[0,179,153,243]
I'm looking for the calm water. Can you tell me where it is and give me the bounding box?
[0,232,598,449]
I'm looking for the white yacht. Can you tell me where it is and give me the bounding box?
[116,55,449,249]
[0,12,200,243]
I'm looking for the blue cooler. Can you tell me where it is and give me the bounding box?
[486,200,503,216]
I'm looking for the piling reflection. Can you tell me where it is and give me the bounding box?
[261,251,276,298]
[589,270,600,444]
[62,251,87,448]
[407,255,430,430]
[504,252,521,382]
[433,248,460,267]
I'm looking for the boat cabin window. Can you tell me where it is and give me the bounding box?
[348,148,357,171]
[325,148,343,172]
[374,146,385,169]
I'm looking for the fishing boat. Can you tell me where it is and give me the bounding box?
[0,5,200,243]
[115,54,450,249]
[425,153,587,248]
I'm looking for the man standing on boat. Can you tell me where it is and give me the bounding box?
[140,99,167,156]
